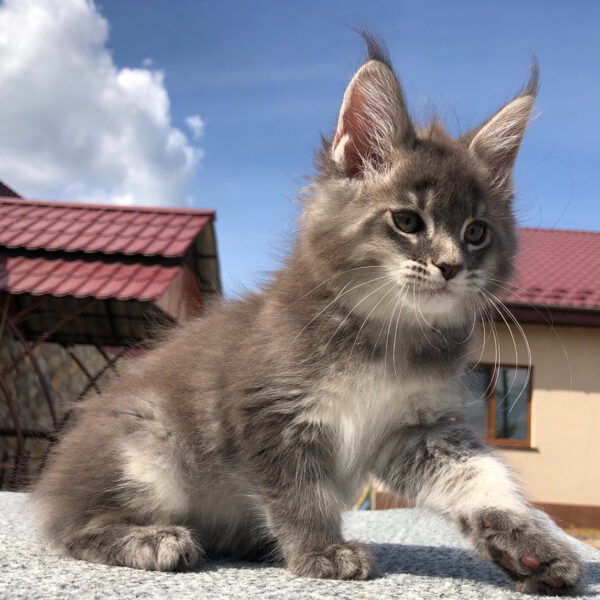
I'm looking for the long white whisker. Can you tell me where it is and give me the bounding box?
[392,284,410,380]
[485,277,573,392]
[480,298,500,406]
[292,274,390,345]
[481,290,521,411]
[412,287,437,350]
[417,289,449,349]
[458,294,480,345]
[384,288,404,371]
[320,278,394,354]
[282,264,389,310]
[370,288,398,360]
[458,295,488,383]
[349,280,397,360]
[483,290,533,417]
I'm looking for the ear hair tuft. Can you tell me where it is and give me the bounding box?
[331,31,415,179]
[521,55,540,98]
[353,28,394,71]
[465,58,540,191]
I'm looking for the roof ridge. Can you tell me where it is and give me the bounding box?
[0,196,215,218]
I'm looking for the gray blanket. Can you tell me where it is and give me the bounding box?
[0,492,598,599]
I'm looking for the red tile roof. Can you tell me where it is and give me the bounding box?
[504,228,600,311]
[0,196,215,303]
[0,198,213,257]
[0,254,180,301]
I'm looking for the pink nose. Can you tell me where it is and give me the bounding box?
[434,262,463,281]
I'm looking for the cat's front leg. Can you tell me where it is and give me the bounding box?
[372,418,584,595]
[241,413,374,579]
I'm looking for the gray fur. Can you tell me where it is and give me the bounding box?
[32,37,584,594]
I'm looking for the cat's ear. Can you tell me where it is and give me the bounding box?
[465,61,539,190]
[331,56,415,179]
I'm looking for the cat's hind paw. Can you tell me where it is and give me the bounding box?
[111,525,203,571]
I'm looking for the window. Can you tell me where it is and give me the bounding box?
[462,365,532,447]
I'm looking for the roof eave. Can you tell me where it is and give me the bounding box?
[502,302,600,328]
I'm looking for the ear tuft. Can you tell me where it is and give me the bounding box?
[354,28,394,70]
[468,59,539,190]
[521,55,540,97]
[331,57,415,179]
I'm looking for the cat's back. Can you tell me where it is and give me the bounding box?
[109,291,267,400]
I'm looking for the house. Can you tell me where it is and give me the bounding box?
[374,228,600,528]
[0,187,220,488]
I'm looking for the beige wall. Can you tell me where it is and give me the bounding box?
[478,322,600,507]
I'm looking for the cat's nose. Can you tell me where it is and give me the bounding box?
[433,261,463,281]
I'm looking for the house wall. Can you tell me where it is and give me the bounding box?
[373,321,600,527]
[479,322,600,514]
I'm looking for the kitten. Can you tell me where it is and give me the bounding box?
[33,35,583,595]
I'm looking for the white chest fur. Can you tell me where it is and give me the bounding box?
[305,362,457,500]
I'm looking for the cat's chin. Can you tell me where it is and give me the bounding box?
[410,288,469,322]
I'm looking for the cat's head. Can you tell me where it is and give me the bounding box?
[300,35,537,328]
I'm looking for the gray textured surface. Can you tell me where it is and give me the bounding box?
[0,492,598,599]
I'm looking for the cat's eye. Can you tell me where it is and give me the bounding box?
[392,211,424,234]
[464,221,487,245]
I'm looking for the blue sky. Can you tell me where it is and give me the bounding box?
[2,1,599,295]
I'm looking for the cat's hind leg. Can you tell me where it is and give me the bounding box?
[63,520,203,571]
[33,392,203,571]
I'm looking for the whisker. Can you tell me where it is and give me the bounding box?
[392,284,410,380]
[320,278,394,354]
[384,288,404,371]
[485,277,573,392]
[478,298,501,406]
[370,288,398,360]
[282,264,389,310]
[457,296,486,379]
[292,274,390,345]
[480,290,522,409]
[416,290,449,349]
[412,287,437,351]
[481,290,532,417]
[349,280,397,360]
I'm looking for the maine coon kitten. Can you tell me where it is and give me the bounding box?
[33,36,583,595]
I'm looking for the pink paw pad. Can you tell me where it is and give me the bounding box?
[521,555,540,569]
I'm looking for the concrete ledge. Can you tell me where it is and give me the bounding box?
[1,492,598,599]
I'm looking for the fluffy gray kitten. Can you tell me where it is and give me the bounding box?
[33,36,583,595]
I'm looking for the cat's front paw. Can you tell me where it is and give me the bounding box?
[288,541,374,580]
[466,508,584,596]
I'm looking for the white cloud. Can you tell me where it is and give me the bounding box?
[142,57,153,67]
[0,0,201,206]
[186,115,205,139]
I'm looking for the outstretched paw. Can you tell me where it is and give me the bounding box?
[466,508,584,596]
[289,541,374,580]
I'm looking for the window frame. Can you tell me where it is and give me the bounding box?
[475,363,533,449]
